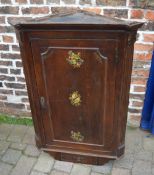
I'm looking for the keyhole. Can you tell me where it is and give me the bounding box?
[79,116,82,121]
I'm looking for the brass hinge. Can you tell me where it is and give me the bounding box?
[128,33,136,46]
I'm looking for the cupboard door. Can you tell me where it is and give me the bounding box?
[30,38,119,152]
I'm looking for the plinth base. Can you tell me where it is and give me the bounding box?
[35,136,125,165]
[46,151,113,165]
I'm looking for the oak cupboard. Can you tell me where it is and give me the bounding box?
[10,10,143,165]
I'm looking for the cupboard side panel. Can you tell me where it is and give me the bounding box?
[17,30,46,147]
[117,32,137,156]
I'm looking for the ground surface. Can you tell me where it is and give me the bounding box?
[0,124,154,175]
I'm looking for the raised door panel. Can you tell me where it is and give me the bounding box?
[30,38,119,153]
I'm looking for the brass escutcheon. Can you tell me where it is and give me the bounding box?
[71,131,84,142]
[69,91,81,106]
[66,51,84,68]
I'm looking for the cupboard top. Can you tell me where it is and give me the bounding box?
[9,10,143,31]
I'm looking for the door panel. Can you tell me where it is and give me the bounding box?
[31,39,118,151]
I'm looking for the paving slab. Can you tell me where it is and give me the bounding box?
[30,171,47,175]
[113,153,134,169]
[125,128,143,153]
[92,161,113,174]
[50,170,69,175]
[111,168,131,175]
[134,150,153,161]
[143,136,154,152]
[24,145,41,157]
[33,152,54,173]
[0,162,13,175]
[10,155,37,175]
[91,172,103,175]
[0,140,10,156]
[54,160,73,173]
[0,124,14,140]
[132,160,152,175]
[10,142,27,151]
[71,164,91,175]
[1,149,21,165]
[7,125,28,143]
[23,127,35,145]
[152,163,154,175]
